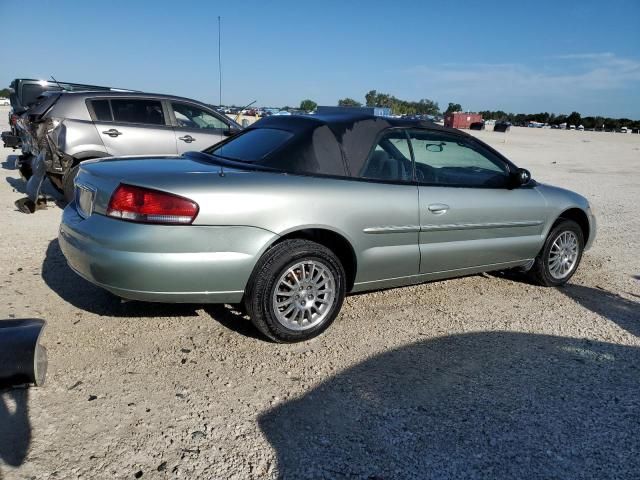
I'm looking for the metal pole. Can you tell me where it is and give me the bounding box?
[218,16,222,107]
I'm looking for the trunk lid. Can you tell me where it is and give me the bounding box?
[74,154,254,216]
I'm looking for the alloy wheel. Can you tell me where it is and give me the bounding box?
[548,231,579,279]
[272,260,336,331]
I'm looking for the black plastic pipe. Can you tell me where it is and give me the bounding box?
[0,319,47,387]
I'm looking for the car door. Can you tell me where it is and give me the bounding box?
[89,98,177,156]
[407,129,547,273]
[347,128,420,287]
[169,101,231,153]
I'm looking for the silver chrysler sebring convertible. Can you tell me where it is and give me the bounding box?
[59,113,595,342]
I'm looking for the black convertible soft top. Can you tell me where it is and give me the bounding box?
[207,112,471,178]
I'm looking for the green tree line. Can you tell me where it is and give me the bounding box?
[298,92,638,128]
[478,110,639,129]
[363,90,440,116]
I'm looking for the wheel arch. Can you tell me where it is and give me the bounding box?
[553,207,591,245]
[264,227,358,292]
[72,150,110,162]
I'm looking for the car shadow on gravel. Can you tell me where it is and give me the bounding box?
[0,388,30,474]
[490,272,639,337]
[202,305,265,340]
[42,239,201,318]
[260,332,640,479]
[560,284,640,337]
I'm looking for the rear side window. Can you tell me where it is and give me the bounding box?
[358,130,412,182]
[110,99,165,125]
[209,128,293,162]
[91,100,112,121]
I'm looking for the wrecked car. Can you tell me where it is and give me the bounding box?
[3,78,120,150]
[59,112,596,342]
[22,91,241,204]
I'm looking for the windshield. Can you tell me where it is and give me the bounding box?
[207,128,293,162]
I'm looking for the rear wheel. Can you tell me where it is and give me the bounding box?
[244,239,346,342]
[530,219,584,286]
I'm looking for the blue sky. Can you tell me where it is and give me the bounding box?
[2,0,639,117]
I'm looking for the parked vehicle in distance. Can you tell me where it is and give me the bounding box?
[494,121,511,132]
[0,97,10,106]
[59,112,596,342]
[24,91,242,201]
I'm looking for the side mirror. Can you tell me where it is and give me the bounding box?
[513,168,531,186]
[223,127,240,137]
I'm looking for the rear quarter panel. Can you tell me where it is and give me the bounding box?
[58,118,107,157]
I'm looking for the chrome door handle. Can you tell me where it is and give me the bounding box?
[102,129,122,137]
[179,135,195,143]
[428,203,450,214]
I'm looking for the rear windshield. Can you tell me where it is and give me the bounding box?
[209,128,293,162]
[22,84,62,107]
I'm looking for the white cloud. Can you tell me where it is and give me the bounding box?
[399,53,640,117]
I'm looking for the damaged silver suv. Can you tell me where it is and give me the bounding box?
[26,91,241,202]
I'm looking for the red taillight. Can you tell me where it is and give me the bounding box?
[106,184,199,225]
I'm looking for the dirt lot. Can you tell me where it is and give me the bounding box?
[1,105,639,479]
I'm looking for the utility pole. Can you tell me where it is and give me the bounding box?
[218,16,222,107]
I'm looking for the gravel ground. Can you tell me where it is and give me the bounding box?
[0,106,638,479]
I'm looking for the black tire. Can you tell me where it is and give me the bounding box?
[529,219,584,287]
[62,164,80,203]
[244,239,346,342]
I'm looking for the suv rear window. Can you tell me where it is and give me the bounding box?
[209,128,293,162]
[22,83,62,107]
[110,99,165,125]
[91,100,112,121]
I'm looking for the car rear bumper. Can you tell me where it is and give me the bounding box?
[58,204,276,303]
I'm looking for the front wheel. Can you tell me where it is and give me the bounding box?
[530,219,584,286]
[244,239,346,342]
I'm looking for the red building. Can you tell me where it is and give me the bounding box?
[444,112,483,129]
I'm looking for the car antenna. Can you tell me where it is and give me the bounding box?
[218,15,222,108]
[235,100,257,123]
[50,75,66,91]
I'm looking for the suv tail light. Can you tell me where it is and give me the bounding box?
[106,184,199,225]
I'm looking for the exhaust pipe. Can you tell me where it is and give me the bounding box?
[0,319,47,388]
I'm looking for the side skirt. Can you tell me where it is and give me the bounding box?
[350,259,533,293]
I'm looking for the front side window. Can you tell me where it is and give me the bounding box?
[172,102,228,130]
[408,130,509,187]
[110,99,166,125]
[358,130,412,182]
